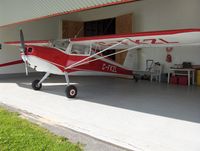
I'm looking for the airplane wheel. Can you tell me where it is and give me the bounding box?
[66,85,77,98]
[134,75,139,83]
[32,79,42,90]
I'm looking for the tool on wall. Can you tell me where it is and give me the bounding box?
[166,47,173,63]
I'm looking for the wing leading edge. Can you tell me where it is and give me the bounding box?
[71,29,200,49]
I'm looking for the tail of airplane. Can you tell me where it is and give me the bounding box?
[123,49,139,71]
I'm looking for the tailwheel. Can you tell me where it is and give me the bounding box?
[133,75,139,83]
[32,79,42,90]
[65,85,77,98]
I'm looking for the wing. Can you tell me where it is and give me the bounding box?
[64,29,200,70]
[70,29,200,49]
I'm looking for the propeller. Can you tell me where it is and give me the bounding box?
[19,29,28,75]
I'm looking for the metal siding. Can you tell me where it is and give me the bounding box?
[0,0,135,27]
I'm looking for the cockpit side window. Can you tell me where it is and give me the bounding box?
[71,44,90,55]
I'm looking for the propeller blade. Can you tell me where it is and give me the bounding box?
[19,29,28,75]
[20,29,25,53]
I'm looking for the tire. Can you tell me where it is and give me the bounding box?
[65,85,77,98]
[133,75,139,83]
[32,79,42,90]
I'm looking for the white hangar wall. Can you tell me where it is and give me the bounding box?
[0,18,60,74]
[0,0,200,74]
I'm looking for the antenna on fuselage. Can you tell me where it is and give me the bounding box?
[74,26,84,38]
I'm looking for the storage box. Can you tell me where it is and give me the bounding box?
[178,76,188,85]
[197,70,200,86]
[197,70,200,76]
[197,76,200,86]
[170,76,178,84]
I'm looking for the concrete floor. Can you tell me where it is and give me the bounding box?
[0,75,200,151]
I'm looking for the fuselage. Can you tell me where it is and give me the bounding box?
[21,45,133,77]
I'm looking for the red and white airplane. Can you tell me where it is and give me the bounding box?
[4,29,200,98]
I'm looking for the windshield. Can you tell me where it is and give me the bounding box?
[52,40,70,51]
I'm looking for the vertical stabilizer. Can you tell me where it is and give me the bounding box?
[123,50,139,70]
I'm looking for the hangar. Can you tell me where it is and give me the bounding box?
[0,0,200,150]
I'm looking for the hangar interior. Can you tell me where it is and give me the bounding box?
[0,0,200,151]
[1,0,200,78]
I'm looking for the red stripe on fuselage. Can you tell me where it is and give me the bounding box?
[71,59,133,75]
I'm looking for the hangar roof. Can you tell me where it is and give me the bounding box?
[0,0,139,27]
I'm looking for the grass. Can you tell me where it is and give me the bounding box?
[0,107,82,151]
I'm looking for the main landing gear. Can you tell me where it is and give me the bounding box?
[64,72,77,98]
[31,72,77,98]
[65,85,77,98]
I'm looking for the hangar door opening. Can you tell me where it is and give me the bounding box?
[62,13,133,64]
[85,18,116,61]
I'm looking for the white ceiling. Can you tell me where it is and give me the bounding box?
[0,0,137,27]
